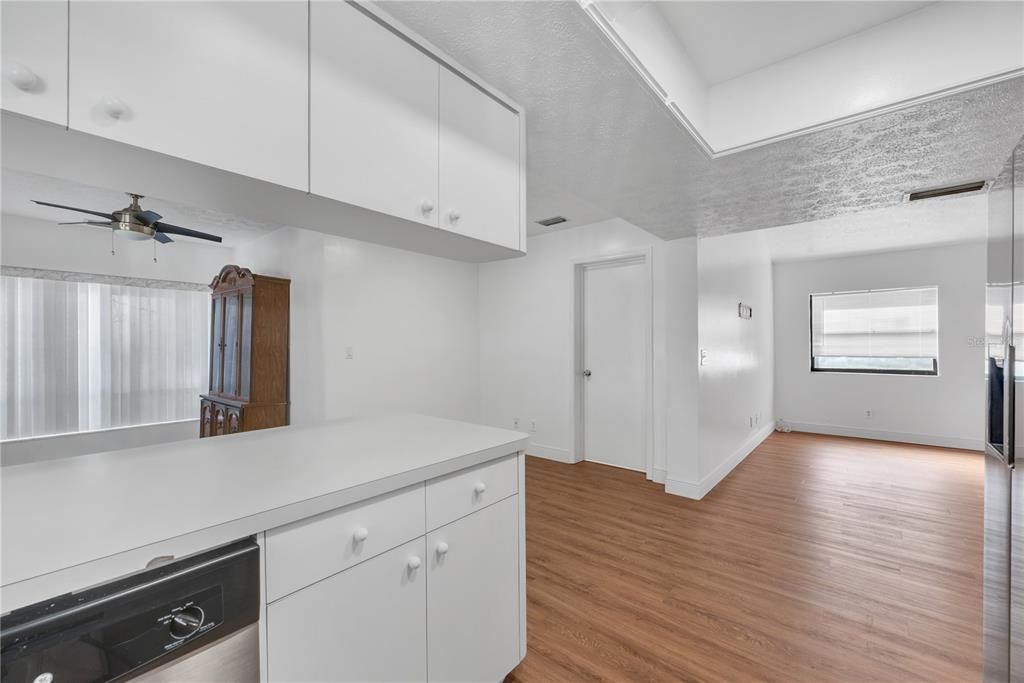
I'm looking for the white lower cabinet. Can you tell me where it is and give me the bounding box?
[267,537,427,682]
[264,469,523,682]
[427,495,520,683]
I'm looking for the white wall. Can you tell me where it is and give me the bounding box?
[773,242,986,450]
[478,218,698,484]
[667,230,774,498]
[1,213,233,285]
[0,213,233,462]
[236,226,480,426]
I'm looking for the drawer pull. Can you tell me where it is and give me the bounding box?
[435,541,449,557]
[407,555,422,570]
[352,526,369,543]
[473,481,487,495]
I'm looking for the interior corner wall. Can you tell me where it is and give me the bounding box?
[772,241,986,450]
[669,230,774,500]
[477,218,698,485]
[235,226,480,427]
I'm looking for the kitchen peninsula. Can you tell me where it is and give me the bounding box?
[1,414,528,681]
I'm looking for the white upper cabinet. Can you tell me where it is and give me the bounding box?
[439,68,521,251]
[311,1,440,228]
[1,0,67,126]
[68,0,308,191]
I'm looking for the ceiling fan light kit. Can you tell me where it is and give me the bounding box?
[32,193,224,247]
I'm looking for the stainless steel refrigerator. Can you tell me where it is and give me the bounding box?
[985,136,1024,682]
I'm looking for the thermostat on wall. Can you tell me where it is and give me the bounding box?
[738,303,753,320]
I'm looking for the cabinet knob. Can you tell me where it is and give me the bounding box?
[4,62,40,92]
[101,95,129,120]
[435,541,449,557]
[473,481,487,495]
[448,210,461,225]
[407,556,422,570]
[420,201,435,216]
[353,526,369,543]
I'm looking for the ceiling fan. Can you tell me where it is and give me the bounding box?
[32,193,223,244]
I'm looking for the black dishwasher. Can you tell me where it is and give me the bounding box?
[1,539,259,683]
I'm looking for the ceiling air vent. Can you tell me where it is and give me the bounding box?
[536,216,568,227]
[905,181,987,202]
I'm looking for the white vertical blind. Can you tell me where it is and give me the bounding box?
[1,276,209,440]
[810,287,939,372]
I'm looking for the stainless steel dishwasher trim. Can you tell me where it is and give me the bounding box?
[134,622,259,682]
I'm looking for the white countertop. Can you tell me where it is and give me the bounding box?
[1,414,527,610]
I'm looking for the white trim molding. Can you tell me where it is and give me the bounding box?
[526,442,575,464]
[785,421,983,452]
[665,423,775,500]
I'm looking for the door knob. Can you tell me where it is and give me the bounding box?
[420,201,435,216]
[436,541,449,556]
[583,369,592,377]
[473,481,487,495]
[353,526,369,543]
[407,556,422,570]
[448,210,461,225]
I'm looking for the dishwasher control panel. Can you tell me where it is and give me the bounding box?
[1,540,258,683]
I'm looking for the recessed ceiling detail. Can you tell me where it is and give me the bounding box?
[588,0,1024,154]
[380,1,1024,241]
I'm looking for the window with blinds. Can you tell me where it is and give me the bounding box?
[810,286,939,376]
[1,275,209,440]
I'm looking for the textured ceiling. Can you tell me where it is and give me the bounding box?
[381,0,1024,241]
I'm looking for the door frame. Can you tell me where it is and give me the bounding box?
[571,249,654,479]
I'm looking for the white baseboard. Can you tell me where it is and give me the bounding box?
[651,467,667,484]
[665,423,775,501]
[525,442,575,463]
[784,421,983,452]
[665,476,702,499]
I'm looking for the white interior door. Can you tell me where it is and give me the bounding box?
[582,258,647,471]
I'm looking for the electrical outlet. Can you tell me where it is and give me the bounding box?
[530,419,536,432]
[344,346,354,360]
[865,409,872,418]
[513,417,520,430]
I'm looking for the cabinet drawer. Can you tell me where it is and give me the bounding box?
[266,484,425,602]
[426,455,518,531]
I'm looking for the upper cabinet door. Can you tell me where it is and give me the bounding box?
[1,0,67,125]
[311,1,439,227]
[439,68,520,250]
[68,1,307,191]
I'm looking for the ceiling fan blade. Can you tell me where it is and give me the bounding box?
[58,220,112,226]
[33,200,116,221]
[153,231,174,244]
[134,209,162,226]
[153,221,223,243]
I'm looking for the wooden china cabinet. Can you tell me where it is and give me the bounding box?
[200,265,290,438]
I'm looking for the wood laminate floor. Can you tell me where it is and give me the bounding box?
[506,432,984,683]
